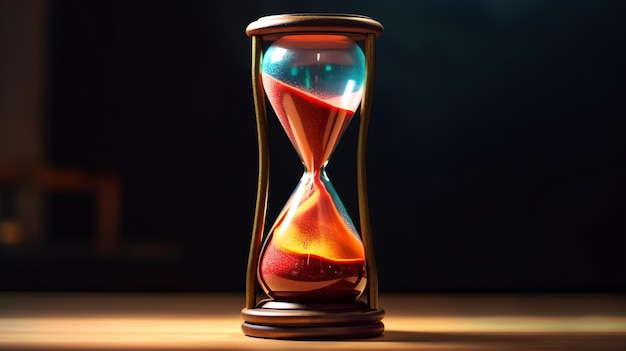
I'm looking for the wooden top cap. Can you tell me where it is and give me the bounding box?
[246,13,383,39]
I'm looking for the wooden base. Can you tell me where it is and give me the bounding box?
[241,299,384,340]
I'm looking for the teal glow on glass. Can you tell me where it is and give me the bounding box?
[261,34,366,111]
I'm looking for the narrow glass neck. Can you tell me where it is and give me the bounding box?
[304,161,329,175]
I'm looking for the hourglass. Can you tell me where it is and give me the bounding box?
[242,14,384,339]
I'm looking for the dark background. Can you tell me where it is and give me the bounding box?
[1,0,625,293]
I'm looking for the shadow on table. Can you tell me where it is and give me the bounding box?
[378,330,626,350]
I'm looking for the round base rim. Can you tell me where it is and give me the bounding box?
[241,299,385,340]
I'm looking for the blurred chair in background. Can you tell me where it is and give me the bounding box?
[0,164,121,252]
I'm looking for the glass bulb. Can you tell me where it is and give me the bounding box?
[258,34,367,302]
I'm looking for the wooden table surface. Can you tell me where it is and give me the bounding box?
[1,292,625,350]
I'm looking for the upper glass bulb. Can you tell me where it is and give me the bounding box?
[262,34,366,112]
